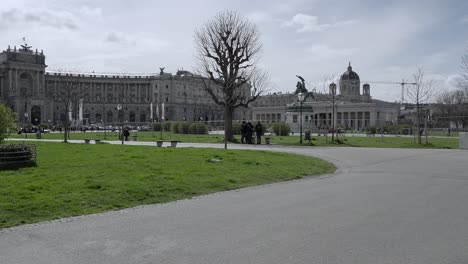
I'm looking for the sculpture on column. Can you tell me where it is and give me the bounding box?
[295,75,314,99]
[295,75,307,94]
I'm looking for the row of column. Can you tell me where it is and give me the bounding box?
[48,80,152,102]
[256,113,282,123]
[307,111,372,130]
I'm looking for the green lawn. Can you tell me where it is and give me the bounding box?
[268,134,459,149]
[0,142,335,229]
[9,130,459,149]
[11,131,224,143]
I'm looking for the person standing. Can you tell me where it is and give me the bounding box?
[246,121,254,144]
[255,121,263,144]
[240,121,247,144]
[123,128,130,141]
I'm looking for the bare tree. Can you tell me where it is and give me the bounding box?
[435,90,458,130]
[462,46,468,83]
[194,11,269,144]
[406,68,433,144]
[51,71,81,143]
[434,87,468,131]
[315,75,343,141]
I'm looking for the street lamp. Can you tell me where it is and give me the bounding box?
[24,112,29,139]
[298,92,305,144]
[329,82,337,141]
[117,104,124,145]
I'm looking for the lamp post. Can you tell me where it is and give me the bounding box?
[329,82,337,141]
[117,104,124,145]
[298,92,305,144]
[24,112,29,139]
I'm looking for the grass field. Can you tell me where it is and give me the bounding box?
[270,134,459,149]
[9,131,460,149]
[0,142,335,229]
[11,130,224,143]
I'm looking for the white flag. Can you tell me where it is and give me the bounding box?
[156,104,159,120]
[69,102,73,121]
[150,102,153,120]
[78,98,83,121]
[161,103,165,120]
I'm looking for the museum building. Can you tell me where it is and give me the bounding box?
[252,63,400,132]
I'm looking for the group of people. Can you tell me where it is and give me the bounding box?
[240,121,263,144]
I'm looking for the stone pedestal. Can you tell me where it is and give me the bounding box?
[460,132,468,149]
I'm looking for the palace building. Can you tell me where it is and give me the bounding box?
[0,43,399,131]
[0,44,248,128]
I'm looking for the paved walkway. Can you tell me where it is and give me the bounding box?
[1,140,468,263]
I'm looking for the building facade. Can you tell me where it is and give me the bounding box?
[0,44,399,131]
[252,63,400,132]
[0,44,248,128]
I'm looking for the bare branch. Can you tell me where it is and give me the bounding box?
[462,46,468,82]
[194,10,269,141]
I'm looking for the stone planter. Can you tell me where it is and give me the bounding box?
[0,144,36,169]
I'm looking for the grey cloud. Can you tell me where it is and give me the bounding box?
[106,32,125,43]
[283,13,356,33]
[461,15,468,24]
[0,8,78,30]
[1,8,19,22]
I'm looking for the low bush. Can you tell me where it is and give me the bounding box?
[170,122,180,133]
[163,122,172,132]
[271,122,290,136]
[152,123,162,131]
[232,122,242,135]
[178,122,191,134]
[190,123,209,134]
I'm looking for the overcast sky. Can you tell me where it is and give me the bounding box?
[1,0,467,101]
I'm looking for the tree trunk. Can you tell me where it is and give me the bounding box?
[424,114,428,144]
[63,120,68,143]
[416,106,421,145]
[224,107,234,146]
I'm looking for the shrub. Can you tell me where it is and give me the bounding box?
[335,139,345,144]
[271,122,290,136]
[171,122,181,133]
[0,104,17,143]
[178,122,191,134]
[232,122,242,135]
[152,123,162,131]
[163,122,172,132]
[190,123,209,134]
[367,126,377,134]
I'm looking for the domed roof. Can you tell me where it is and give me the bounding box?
[340,62,360,81]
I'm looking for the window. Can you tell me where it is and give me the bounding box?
[165,97,169,103]
[107,111,113,123]
[293,115,298,123]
